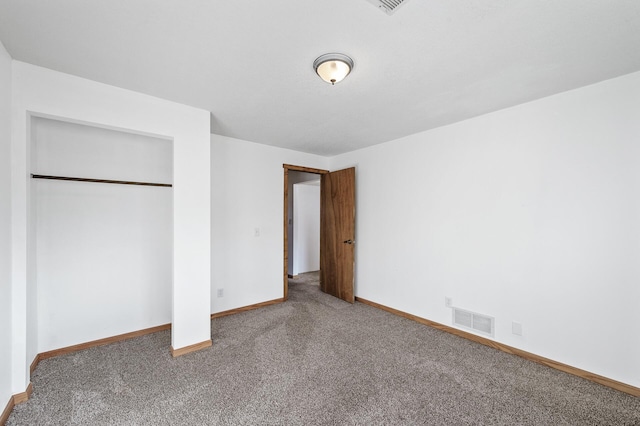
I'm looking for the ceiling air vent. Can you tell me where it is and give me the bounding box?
[366,0,409,15]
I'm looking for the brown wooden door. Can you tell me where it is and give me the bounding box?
[320,167,355,303]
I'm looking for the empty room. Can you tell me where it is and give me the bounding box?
[1,1,639,424]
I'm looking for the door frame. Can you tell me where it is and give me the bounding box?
[283,164,329,300]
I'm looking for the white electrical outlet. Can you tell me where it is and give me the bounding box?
[445,297,452,308]
[512,321,523,336]
[217,289,224,298]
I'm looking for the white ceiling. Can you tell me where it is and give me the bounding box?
[1,1,639,156]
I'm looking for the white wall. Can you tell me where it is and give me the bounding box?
[0,40,13,407]
[211,135,328,312]
[330,71,640,388]
[33,117,173,352]
[11,62,210,393]
[293,182,320,275]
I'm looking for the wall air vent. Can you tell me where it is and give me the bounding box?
[365,0,409,15]
[453,307,495,337]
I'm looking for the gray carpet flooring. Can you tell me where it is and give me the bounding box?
[8,272,640,425]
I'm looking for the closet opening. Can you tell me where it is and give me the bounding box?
[31,116,173,354]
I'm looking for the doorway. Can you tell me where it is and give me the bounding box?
[289,176,321,277]
[283,164,356,303]
[283,165,327,300]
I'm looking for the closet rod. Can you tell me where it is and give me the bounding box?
[31,174,172,188]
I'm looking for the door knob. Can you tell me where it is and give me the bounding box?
[343,239,354,244]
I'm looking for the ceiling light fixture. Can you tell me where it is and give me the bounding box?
[313,53,354,85]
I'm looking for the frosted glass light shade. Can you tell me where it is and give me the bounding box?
[313,53,354,85]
